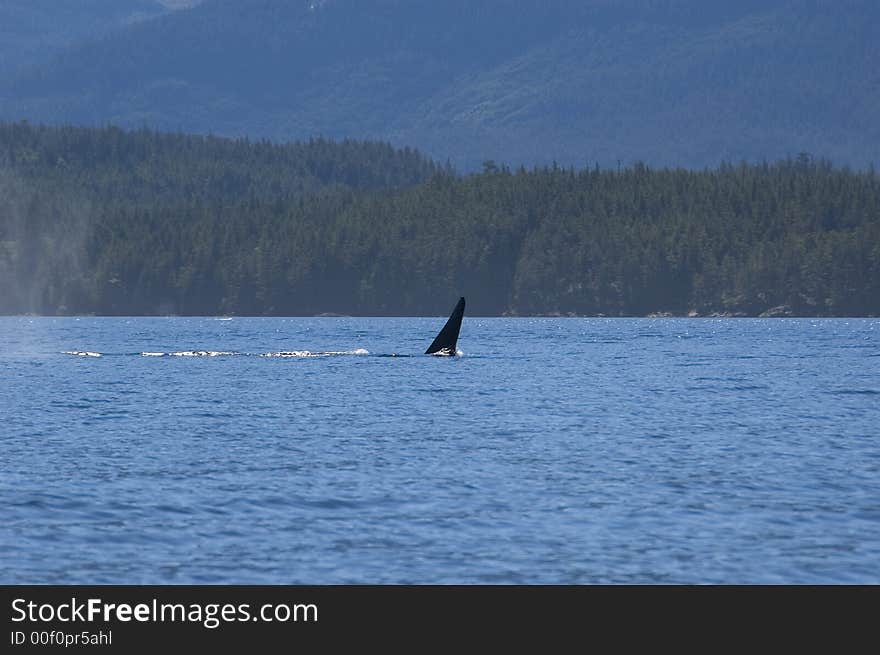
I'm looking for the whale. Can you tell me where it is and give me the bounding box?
[425,297,465,355]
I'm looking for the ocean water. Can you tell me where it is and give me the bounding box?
[1,316,878,584]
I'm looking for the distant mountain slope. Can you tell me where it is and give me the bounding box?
[2,0,878,169]
[0,1,169,78]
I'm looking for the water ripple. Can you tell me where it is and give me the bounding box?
[2,317,879,583]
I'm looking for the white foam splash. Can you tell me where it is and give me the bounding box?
[261,349,369,358]
[429,347,463,357]
[341,348,370,356]
[129,348,371,358]
[63,351,102,358]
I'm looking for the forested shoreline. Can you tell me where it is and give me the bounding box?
[1,123,878,316]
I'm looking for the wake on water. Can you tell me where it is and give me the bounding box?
[64,349,372,358]
[61,297,466,361]
[61,348,466,359]
[261,349,370,358]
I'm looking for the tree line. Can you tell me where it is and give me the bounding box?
[1,123,877,316]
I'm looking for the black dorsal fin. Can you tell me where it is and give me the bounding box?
[425,297,465,355]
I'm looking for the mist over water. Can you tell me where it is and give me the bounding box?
[2,317,879,583]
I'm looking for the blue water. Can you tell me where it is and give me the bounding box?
[1,317,879,584]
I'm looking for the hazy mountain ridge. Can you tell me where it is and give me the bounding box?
[0,1,172,78]
[156,1,203,7]
[1,0,878,169]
